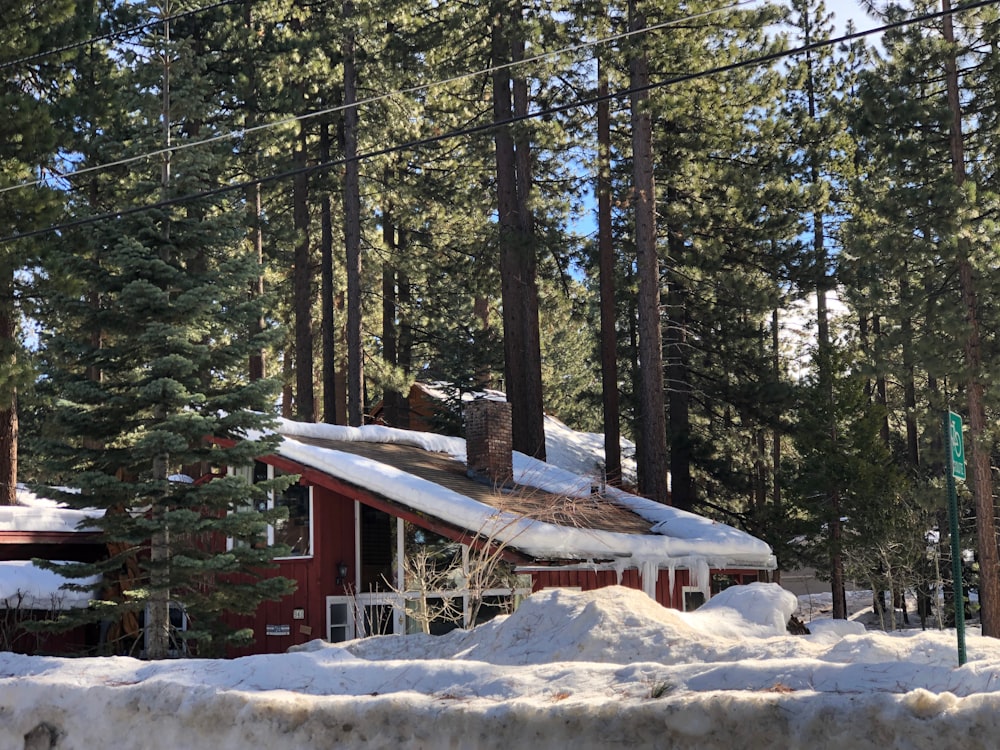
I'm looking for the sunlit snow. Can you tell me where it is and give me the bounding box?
[3,584,998,750]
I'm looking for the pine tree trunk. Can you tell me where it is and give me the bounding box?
[320,121,339,424]
[666,221,691,510]
[248,181,266,383]
[382,206,402,427]
[771,308,782,583]
[597,68,622,487]
[900,271,919,467]
[872,316,890,445]
[397,259,412,429]
[0,289,16,507]
[244,2,266,384]
[334,293,348,422]
[343,2,364,427]
[942,0,1000,637]
[629,0,668,504]
[800,11,846,618]
[293,125,315,421]
[491,0,546,461]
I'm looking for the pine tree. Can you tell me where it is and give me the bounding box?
[34,0,294,657]
[780,0,859,619]
[0,0,79,504]
[844,0,1000,635]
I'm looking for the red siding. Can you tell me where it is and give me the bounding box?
[530,567,767,610]
[225,483,357,657]
[530,568,642,598]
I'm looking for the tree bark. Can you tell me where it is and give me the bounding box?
[320,121,339,424]
[0,291,16,506]
[491,0,546,460]
[343,1,364,427]
[293,125,315,421]
[381,204,402,427]
[597,67,622,487]
[629,0,668,504]
[244,2,266,383]
[147,11,173,659]
[665,214,691,510]
[942,0,1000,637]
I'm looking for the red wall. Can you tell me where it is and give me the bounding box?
[531,567,764,610]
[226,483,356,657]
[531,567,643,596]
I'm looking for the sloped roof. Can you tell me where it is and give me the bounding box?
[293,436,652,536]
[0,486,101,541]
[269,420,776,573]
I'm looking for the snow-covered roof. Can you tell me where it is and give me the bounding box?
[0,560,100,610]
[416,382,638,484]
[0,486,101,535]
[272,418,775,573]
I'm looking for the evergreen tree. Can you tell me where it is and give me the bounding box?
[0,0,80,504]
[34,0,294,657]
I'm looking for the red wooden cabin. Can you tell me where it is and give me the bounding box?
[217,401,775,656]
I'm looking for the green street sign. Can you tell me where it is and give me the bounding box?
[950,411,966,481]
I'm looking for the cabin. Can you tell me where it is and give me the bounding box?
[0,489,104,655]
[2,400,776,658]
[216,399,776,656]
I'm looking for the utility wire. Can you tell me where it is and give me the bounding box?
[2,0,997,246]
[0,0,763,196]
[0,0,244,72]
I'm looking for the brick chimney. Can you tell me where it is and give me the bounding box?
[465,399,513,488]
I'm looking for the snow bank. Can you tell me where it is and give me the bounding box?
[2,584,999,750]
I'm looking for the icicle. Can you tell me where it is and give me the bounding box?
[612,558,629,584]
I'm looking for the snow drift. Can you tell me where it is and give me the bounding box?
[4,584,1000,750]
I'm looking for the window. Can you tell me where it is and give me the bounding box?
[328,600,353,643]
[229,462,312,558]
[274,482,311,556]
[327,594,400,640]
[682,587,706,611]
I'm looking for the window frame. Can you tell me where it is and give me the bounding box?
[227,462,314,559]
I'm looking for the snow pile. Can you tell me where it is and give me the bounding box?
[4,584,1000,750]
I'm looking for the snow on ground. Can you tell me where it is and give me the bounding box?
[5,583,1000,750]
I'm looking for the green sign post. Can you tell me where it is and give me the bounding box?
[950,411,966,480]
[945,410,967,666]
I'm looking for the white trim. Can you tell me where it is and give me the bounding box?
[353,500,361,590]
[326,595,356,642]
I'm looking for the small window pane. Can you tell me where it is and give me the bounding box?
[275,484,311,556]
[683,589,706,611]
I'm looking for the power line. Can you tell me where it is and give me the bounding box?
[2,0,997,246]
[0,0,762,197]
[0,0,244,73]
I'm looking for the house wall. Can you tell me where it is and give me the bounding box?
[530,568,643,597]
[225,483,356,657]
[532,567,766,610]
